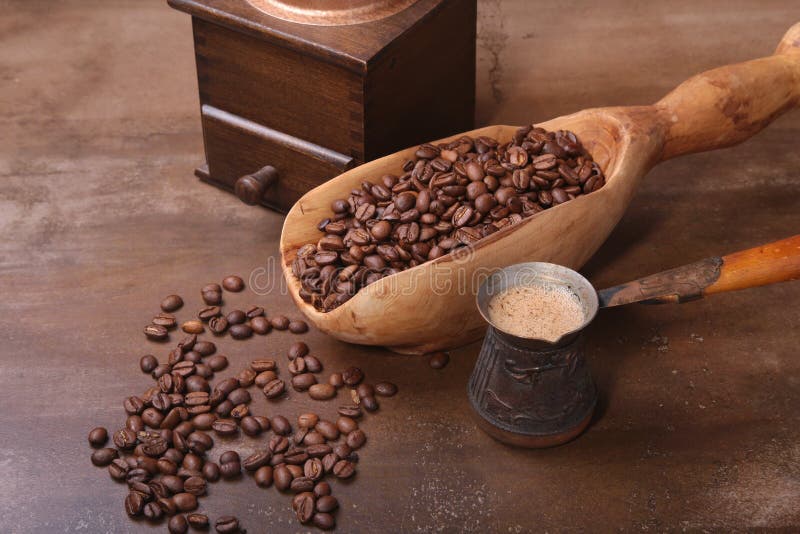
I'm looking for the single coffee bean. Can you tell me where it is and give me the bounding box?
[229,323,253,340]
[342,366,364,386]
[227,387,251,405]
[303,431,326,446]
[290,476,314,493]
[202,461,220,482]
[250,359,276,372]
[92,447,119,467]
[113,428,138,450]
[183,476,207,496]
[284,449,309,465]
[240,416,262,437]
[298,413,319,429]
[211,419,238,436]
[336,416,358,434]
[153,312,177,328]
[337,405,362,418]
[304,355,323,373]
[321,453,338,473]
[293,492,316,523]
[168,514,188,534]
[144,324,168,341]
[347,428,367,449]
[315,420,339,441]
[157,496,178,516]
[262,379,286,399]
[287,341,309,360]
[108,458,129,480]
[271,415,291,435]
[219,450,240,464]
[308,383,336,400]
[215,515,240,533]
[220,461,241,479]
[254,465,273,487]
[226,309,246,325]
[428,351,449,369]
[142,407,165,428]
[181,320,204,334]
[157,457,178,475]
[303,458,324,481]
[187,431,213,453]
[152,363,171,379]
[270,315,290,330]
[250,316,271,334]
[269,435,290,454]
[254,370,277,388]
[314,481,331,497]
[375,381,398,397]
[222,275,244,292]
[237,368,257,388]
[209,316,228,335]
[193,340,215,356]
[274,465,293,491]
[243,451,272,471]
[292,373,317,392]
[206,354,228,372]
[328,373,344,388]
[317,495,338,513]
[288,357,307,375]
[288,320,308,334]
[125,491,145,517]
[88,427,108,447]
[185,374,209,393]
[313,512,335,530]
[253,416,270,432]
[143,501,163,521]
[187,513,209,529]
[333,459,356,479]
[140,354,158,374]
[173,493,198,512]
[202,290,222,306]
[362,395,379,412]
[356,383,375,399]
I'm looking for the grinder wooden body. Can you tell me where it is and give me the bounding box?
[280,23,800,354]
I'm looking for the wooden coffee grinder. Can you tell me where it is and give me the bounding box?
[167,0,477,212]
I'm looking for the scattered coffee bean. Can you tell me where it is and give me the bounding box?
[139,354,158,374]
[362,395,379,412]
[298,413,319,429]
[211,419,238,437]
[187,513,209,529]
[222,275,244,292]
[313,512,336,530]
[215,515,240,533]
[314,481,331,497]
[262,379,286,399]
[270,315,290,330]
[250,316,271,334]
[293,491,315,523]
[308,383,336,400]
[346,429,367,449]
[332,460,356,479]
[144,324,168,341]
[337,405,362,418]
[202,461,220,482]
[329,373,344,388]
[271,415,291,435]
[202,290,222,306]
[226,309,246,325]
[168,514,189,534]
[143,501,163,521]
[153,312,177,328]
[317,495,339,513]
[336,416,358,434]
[125,491,145,517]
[229,323,253,340]
[88,427,108,447]
[428,351,449,369]
[207,354,228,372]
[194,341,216,356]
[181,320,204,334]
[240,416,262,437]
[274,465,293,491]
[243,451,271,471]
[375,381,398,397]
[209,316,228,335]
[292,373,317,391]
[356,383,374,399]
[304,355,323,373]
[342,366,364,386]
[288,341,309,360]
[254,370,277,388]
[288,320,308,334]
[315,420,339,441]
[91,447,118,467]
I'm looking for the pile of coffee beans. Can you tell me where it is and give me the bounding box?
[292,125,606,311]
[90,279,398,532]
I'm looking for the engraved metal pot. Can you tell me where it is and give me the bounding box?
[468,262,599,448]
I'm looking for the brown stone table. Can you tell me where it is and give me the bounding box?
[2,1,800,531]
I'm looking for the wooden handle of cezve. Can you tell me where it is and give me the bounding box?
[656,22,800,161]
[597,235,800,308]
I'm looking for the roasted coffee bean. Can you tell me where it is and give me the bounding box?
[229,323,253,339]
[140,354,158,374]
[310,419,336,440]
[226,309,246,325]
[346,428,367,449]
[215,515,240,533]
[308,383,336,400]
[314,481,331,498]
[317,495,338,513]
[177,334,197,354]
[88,427,108,447]
[142,407,164,428]
[157,457,178,475]
[187,431,213,453]
[108,458,130,480]
[153,312,177,328]
[321,453,338,473]
[336,416,358,434]
[271,415,291,435]
[253,416,270,432]
[185,375,209,393]
[270,315,290,330]
[254,465,273,487]
[161,295,183,312]
[243,451,271,471]
[304,355,323,373]
[375,381,398,397]
[362,395,379,412]
[250,359,276,372]
[113,428,138,450]
[183,476,206,496]
[92,447,119,467]
[125,491,145,517]
[306,444,332,459]
[313,512,336,530]
[172,361,196,378]
[302,431,324,446]
[173,492,197,512]
[274,465,293,491]
[192,341,215,356]
[211,419,238,436]
[187,513,209,529]
[269,435,290,454]
[168,514,189,534]
[202,290,222,306]
[182,452,203,471]
[250,316,271,334]
[262,379,286,399]
[240,416,262,437]
[329,373,344,388]
[342,366,364,386]
[290,476,314,493]
[220,460,241,479]
[181,320,204,334]
[202,461,220,482]
[143,501,163,521]
[207,354,228,372]
[144,324,168,341]
[162,407,189,429]
[222,275,244,292]
[236,368,257,388]
[288,341,310,360]
[293,491,316,523]
[244,305,264,319]
[209,316,228,335]
[157,496,178,516]
[337,405,362,418]
[152,363,171,379]
[215,399,233,417]
[303,458,324,481]
[288,320,308,334]
[284,449,309,465]
[292,373,317,391]
[428,351,449,369]
[356,383,374,399]
[298,413,319,428]
[174,421,194,437]
[333,459,356,478]
[254,370,277,388]
[227,388,251,405]
[288,357,307,375]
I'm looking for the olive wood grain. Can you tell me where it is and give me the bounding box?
[280,22,800,354]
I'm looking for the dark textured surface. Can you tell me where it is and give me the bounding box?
[2,1,800,532]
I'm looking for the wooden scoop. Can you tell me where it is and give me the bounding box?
[280,23,800,354]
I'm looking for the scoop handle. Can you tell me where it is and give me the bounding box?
[598,235,800,308]
[656,22,800,162]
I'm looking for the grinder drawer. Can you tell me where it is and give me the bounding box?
[200,105,355,212]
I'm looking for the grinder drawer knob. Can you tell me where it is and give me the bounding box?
[235,165,278,205]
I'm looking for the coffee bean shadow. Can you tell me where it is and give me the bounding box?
[583,304,650,429]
